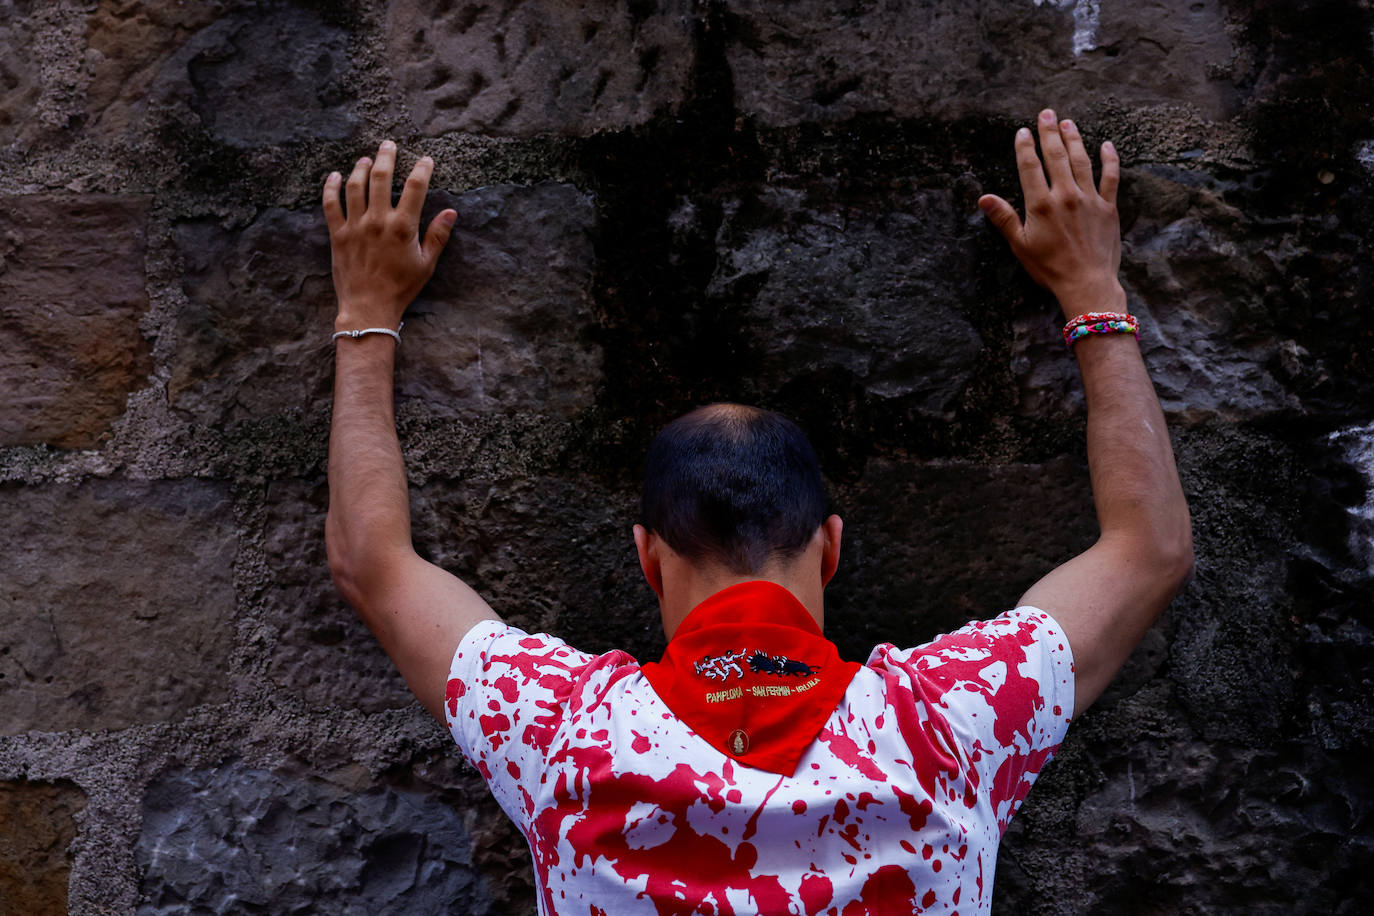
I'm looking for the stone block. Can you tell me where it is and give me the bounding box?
[146,3,355,147]
[1011,166,1301,423]
[169,183,600,424]
[0,1,41,147]
[0,479,237,735]
[408,474,651,658]
[398,184,601,418]
[827,455,1098,661]
[168,208,336,423]
[1058,737,1374,913]
[83,0,222,140]
[261,469,646,712]
[261,480,416,713]
[708,185,983,415]
[389,0,695,136]
[1325,423,1374,576]
[725,0,1238,126]
[136,760,492,914]
[0,195,152,449]
[0,779,86,916]
[1126,223,1298,423]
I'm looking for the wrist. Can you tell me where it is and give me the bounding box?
[1055,280,1127,320]
[334,312,403,334]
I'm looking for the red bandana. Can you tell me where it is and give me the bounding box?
[641,581,861,777]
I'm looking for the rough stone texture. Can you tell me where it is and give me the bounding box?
[83,0,223,141]
[261,468,645,712]
[0,779,86,916]
[1327,423,1374,573]
[0,195,153,449]
[708,184,984,416]
[1014,164,1310,424]
[146,2,356,148]
[2,0,1372,913]
[390,0,695,136]
[0,0,42,148]
[828,456,1098,661]
[399,183,602,419]
[168,183,598,425]
[725,0,1240,126]
[135,760,492,914]
[409,474,651,658]
[261,479,417,713]
[0,480,237,734]
[168,208,336,424]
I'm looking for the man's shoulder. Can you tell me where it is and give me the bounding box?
[865,605,1068,665]
[450,621,643,706]
[856,606,1074,725]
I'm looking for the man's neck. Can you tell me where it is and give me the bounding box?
[658,556,827,641]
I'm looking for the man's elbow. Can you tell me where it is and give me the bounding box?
[1110,514,1194,597]
[326,514,356,602]
[326,511,374,609]
[1159,514,1195,596]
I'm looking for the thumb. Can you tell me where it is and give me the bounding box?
[977,194,1022,245]
[421,209,457,267]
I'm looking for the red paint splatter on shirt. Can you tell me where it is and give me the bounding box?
[446,609,1072,914]
[799,872,833,914]
[445,678,466,717]
[816,726,888,782]
[839,864,918,915]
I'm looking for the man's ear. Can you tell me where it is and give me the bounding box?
[633,524,665,599]
[820,514,843,586]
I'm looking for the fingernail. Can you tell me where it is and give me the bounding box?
[1017,127,1031,140]
[1062,119,1076,133]
[1041,109,1055,123]
[381,140,395,151]
[1104,140,1116,154]
[327,171,340,183]
[440,211,457,227]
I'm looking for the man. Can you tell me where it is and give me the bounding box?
[322,110,1193,913]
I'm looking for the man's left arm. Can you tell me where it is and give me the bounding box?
[322,141,500,722]
[979,113,1194,717]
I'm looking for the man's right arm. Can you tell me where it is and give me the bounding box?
[323,142,499,722]
[979,111,1194,716]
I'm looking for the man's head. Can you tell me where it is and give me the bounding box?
[640,403,828,575]
[634,404,842,635]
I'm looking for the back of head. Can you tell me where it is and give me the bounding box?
[640,404,829,575]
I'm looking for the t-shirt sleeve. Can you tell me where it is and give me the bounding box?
[444,620,602,826]
[868,606,1075,832]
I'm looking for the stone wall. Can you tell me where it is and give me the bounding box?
[1,0,1371,913]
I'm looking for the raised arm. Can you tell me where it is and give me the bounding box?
[322,141,499,721]
[978,110,1194,716]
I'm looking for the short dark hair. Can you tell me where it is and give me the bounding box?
[640,404,829,575]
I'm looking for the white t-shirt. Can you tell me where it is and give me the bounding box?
[445,606,1074,915]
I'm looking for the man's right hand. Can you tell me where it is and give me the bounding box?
[977,109,1125,320]
[322,140,457,333]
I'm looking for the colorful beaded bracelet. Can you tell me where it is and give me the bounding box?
[1062,311,1139,348]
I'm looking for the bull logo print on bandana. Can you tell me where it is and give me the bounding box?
[748,651,820,677]
[694,649,821,681]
